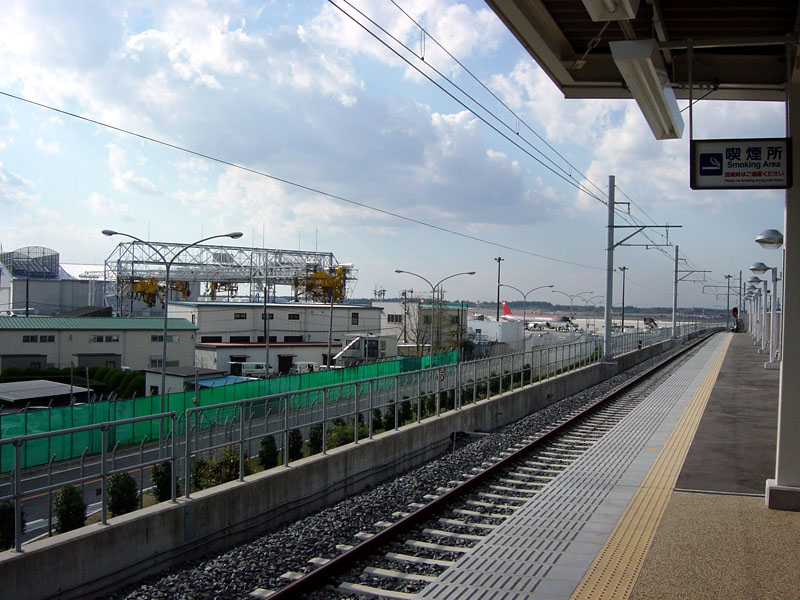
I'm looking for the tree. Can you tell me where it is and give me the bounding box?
[0,500,24,550]
[288,428,304,462]
[257,436,278,469]
[108,473,138,516]
[54,485,85,533]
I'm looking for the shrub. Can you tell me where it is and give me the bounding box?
[107,371,125,392]
[0,367,23,379]
[257,436,279,469]
[101,369,117,385]
[118,371,138,394]
[326,421,368,450]
[54,485,85,533]
[108,472,138,516]
[210,448,241,484]
[122,374,145,399]
[192,450,251,490]
[400,400,413,424]
[308,424,323,455]
[371,410,384,432]
[424,395,436,417]
[287,429,303,462]
[151,461,181,502]
[0,500,24,550]
[191,459,212,490]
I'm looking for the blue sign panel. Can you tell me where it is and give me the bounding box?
[698,153,723,176]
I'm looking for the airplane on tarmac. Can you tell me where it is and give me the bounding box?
[500,301,574,329]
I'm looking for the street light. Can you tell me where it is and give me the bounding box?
[395,269,476,364]
[551,290,593,322]
[498,283,554,327]
[579,295,604,332]
[102,229,243,452]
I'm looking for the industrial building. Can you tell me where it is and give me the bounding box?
[0,246,104,316]
[375,299,469,357]
[0,316,196,371]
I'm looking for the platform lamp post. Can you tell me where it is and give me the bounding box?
[747,283,761,343]
[748,275,768,352]
[755,228,784,369]
[102,229,243,454]
[751,262,781,368]
[395,269,476,364]
[551,290,593,323]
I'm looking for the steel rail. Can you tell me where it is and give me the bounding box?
[267,330,721,598]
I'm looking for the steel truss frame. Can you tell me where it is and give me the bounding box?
[103,241,355,315]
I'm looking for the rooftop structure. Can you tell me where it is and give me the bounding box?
[103,241,357,315]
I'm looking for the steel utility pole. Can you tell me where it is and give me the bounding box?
[495,257,504,321]
[619,266,628,331]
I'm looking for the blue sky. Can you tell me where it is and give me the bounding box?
[0,0,785,309]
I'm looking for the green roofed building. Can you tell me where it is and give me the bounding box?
[0,316,196,371]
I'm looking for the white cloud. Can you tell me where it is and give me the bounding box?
[491,59,621,145]
[0,162,36,206]
[35,137,59,154]
[86,191,134,219]
[106,143,160,195]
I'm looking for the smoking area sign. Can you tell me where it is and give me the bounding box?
[690,138,792,190]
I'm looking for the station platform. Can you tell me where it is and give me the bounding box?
[416,331,800,599]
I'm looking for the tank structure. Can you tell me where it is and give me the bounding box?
[103,241,357,316]
[0,246,61,280]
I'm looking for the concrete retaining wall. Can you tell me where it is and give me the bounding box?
[0,340,688,599]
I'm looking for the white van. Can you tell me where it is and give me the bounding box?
[290,361,319,374]
[240,362,271,378]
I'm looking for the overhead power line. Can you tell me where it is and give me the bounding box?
[0,89,603,271]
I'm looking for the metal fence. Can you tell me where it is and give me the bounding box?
[0,324,718,552]
[0,411,178,552]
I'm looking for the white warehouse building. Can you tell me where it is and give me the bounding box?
[168,301,394,375]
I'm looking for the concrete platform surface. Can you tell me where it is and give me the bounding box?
[630,331,800,599]
[629,492,800,600]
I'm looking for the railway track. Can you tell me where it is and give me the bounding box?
[252,334,712,600]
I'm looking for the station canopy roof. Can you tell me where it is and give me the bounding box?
[485,1,799,103]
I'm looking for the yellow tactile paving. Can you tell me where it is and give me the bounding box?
[570,334,732,600]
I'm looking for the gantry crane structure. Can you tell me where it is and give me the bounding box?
[103,241,356,316]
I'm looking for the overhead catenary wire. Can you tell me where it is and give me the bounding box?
[328,0,608,206]
[386,0,611,203]
[342,1,707,296]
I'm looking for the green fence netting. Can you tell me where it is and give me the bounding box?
[1,351,458,471]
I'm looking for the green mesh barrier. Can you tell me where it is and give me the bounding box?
[1,352,459,471]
